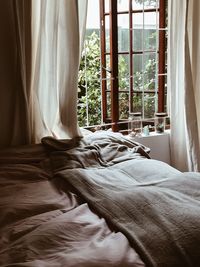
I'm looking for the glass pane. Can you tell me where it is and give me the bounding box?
[119,93,129,119]
[118,54,129,90]
[132,1,158,11]
[133,54,143,90]
[164,74,167,113]
[144,0,158,9]
[143,52,157,79]
[133,54,143,74]
[104,0,109,13]
[119,76,129,91]
[144,93,156,118]
[118,0,129,12]
[165,0,168,28]
[106,76,111,91]
[85,41,101,81]
[118,14,129,52]
[88,88,102,125]
[78,102,87,127]
[144,75,156,90]
[86,0,100,30]
[106,92,111,118]
[106,55,111,79]
[164,74,167,94]
[132,0,143,10]
[144,29,157,50]
[105,15,110,52]
[133,92,143,113]
[165,51,167,73]
[132,13,143,51]
[144,12,158,30]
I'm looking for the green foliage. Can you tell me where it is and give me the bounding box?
[78,29,157,126]
[78,32,132,126]
[78,32,101,127]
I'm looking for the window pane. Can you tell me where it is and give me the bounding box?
[118,14,129,52]
[132,0,158,10]
[106,55,111,79]
[105,15,110,52]
[78,103,87,127]
[132,13,143,51]
[143,54,157,90]
[86,0,100,30]
[119,76,129,91]
[118,0,129,12]
[119,93,129,119]
[106,92,111,118]
[144,29,157,50]
[144,93,156,118]
[144,12,158,30]
[88,87,102,125]
[164,74,167,113]
[133,54,143,90]
[106,76,111,91]
[118,54,129,91]
[132,0,143,10]
[133,54,143,73]
[144,75,156,90]
[165,51,167,73]
[144,0,158,9]
[143,53,157,78]
[132,92,142,113]
[104,0,109,13]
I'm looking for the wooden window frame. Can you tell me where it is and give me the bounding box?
[100,0,167,131]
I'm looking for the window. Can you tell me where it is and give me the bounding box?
[78,0,168,131]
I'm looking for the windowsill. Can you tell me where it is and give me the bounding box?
[134,129,170,138]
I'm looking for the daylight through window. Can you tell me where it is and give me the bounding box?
[78,0,168,131]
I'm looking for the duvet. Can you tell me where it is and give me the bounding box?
[0,131,200,267]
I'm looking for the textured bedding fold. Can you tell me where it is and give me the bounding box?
[0,132,147,267]
[51,132,200,267]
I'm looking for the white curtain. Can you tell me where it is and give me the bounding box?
[168,0,200,171]
[31,0,88,142]
[0,0,87,149]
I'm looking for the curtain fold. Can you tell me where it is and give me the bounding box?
[31,0,88,142]
[0,0,87,149]
[168,0,200,171]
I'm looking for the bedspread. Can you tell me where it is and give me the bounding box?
[50,132,200,267]
[0,133,147,267]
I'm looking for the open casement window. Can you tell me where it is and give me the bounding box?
[99,0,167,131]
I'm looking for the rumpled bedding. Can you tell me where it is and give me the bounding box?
[0,133,147,267]
[49,131,200,267]
[1,131,199,267]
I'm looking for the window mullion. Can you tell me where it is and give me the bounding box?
[109,0,119,131]
[99,0,107,122]
[129,0,133,113]
[158,0,166,112]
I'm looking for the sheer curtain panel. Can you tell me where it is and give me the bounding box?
[168,0,200,171]
[31,0,88,142]
[0,0,87,148]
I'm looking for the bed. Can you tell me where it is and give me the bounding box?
[0,131,200,267]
